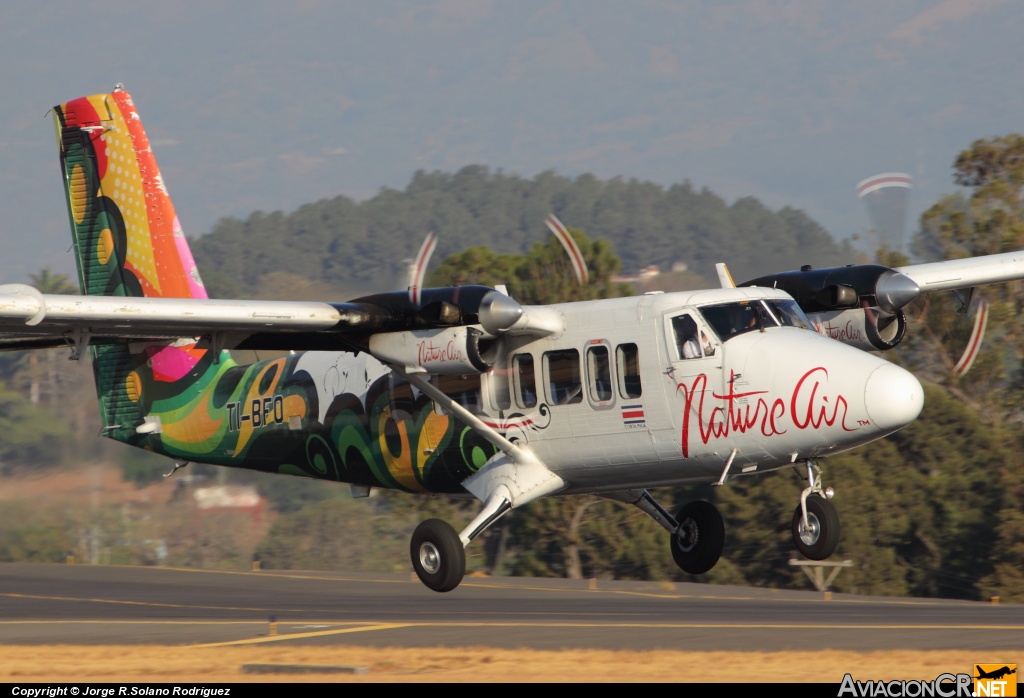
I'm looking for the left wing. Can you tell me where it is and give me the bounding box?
[0,283,560,360]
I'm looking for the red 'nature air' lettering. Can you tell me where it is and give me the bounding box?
[416,340,464,366]
[678,372,786,457]
[823,319,864,343]
[677,368,854,457]
[790,367,855,432]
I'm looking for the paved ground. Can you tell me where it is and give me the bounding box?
[1,562,1020,650]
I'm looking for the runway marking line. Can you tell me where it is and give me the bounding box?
[0,592,267,612]
[190,623,410,647]
[2,619,1022,632]
[182,620,1024,647]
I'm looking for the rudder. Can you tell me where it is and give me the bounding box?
[53,86,215,437]
[54,86,207,299]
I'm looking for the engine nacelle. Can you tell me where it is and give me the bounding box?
[743,264,920,314]
[807,308,907,351]
[369,326,491,374]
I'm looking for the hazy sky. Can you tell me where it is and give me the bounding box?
[2,0,1022,283]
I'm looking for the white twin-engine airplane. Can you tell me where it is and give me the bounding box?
[2,86,1022,592]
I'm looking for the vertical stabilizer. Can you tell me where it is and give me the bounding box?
[54,87,207,299]
[53,87,216,437]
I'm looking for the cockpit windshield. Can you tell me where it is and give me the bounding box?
[698,299,812,342]
[764,299,812,330]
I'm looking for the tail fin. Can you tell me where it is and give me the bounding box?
[54,86,207,299]
[53,87,216,438]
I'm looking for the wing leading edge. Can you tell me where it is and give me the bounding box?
[895,250,1024,293]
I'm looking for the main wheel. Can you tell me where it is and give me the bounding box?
[410,518,466,592]
[670,500,725,575]
[791,496,840,560]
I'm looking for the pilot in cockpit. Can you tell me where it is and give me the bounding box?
[673,315,702,359]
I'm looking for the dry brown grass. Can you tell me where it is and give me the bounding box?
[0,646,1002,683]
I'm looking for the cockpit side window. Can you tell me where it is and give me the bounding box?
[671,314,703,360]
[671,313,717,358]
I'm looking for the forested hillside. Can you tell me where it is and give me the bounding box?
[190,167,851,299]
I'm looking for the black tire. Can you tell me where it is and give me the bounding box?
[670,501,725,575]
[791,496,840,560]
[410,518,466,592]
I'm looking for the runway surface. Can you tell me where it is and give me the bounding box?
[1,562,1020,651]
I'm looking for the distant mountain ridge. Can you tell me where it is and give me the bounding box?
[191,166,851,299]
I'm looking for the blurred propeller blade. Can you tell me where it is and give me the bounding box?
[408,233,438,306]
[953,297,988,376]
[545,214,588,285]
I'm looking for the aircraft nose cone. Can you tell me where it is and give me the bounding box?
[863,362,923,431]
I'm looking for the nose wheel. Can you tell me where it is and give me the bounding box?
[670,500,725,574]
[410,519,466,592]
[791,496,839,559]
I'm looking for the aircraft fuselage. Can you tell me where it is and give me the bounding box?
[128,286,923,496]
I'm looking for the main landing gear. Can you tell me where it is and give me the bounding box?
[410,519,466,593]
[671,500,725,575]
[791,460,840,560]
[409,483,514,593]
[603,490,726,576]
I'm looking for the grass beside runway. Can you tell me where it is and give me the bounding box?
[0,646,1011,683]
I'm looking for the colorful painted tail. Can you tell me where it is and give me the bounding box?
[53,87,215,435]
[54,86,207,299]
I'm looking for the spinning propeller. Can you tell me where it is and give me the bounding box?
[857,172,987,374]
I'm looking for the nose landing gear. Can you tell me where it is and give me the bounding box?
[791,460,839,560]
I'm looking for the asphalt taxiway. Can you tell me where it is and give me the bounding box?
[1,563,1020,650]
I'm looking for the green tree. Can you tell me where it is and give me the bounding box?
[900,135,1024,599]
[0,382,70,474]
[428,226,632,304]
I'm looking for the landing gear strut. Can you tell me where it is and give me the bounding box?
[409,485,514,592]
[791,460,840,560]
[602,490,726,576]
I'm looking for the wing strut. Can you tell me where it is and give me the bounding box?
[391,365,566,546]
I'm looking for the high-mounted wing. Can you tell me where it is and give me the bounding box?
[895,251,1024,293]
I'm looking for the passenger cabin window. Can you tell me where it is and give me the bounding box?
[488,358,512,411]
[431,374,483,415]
[388,373,416,421]
[586,345,612,403]
[544,349,583,405]
[616,343,642,398]
[513,353,537,408]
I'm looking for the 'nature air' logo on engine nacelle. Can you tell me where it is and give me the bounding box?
[416,339,464,366]
[676,368,858,457]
